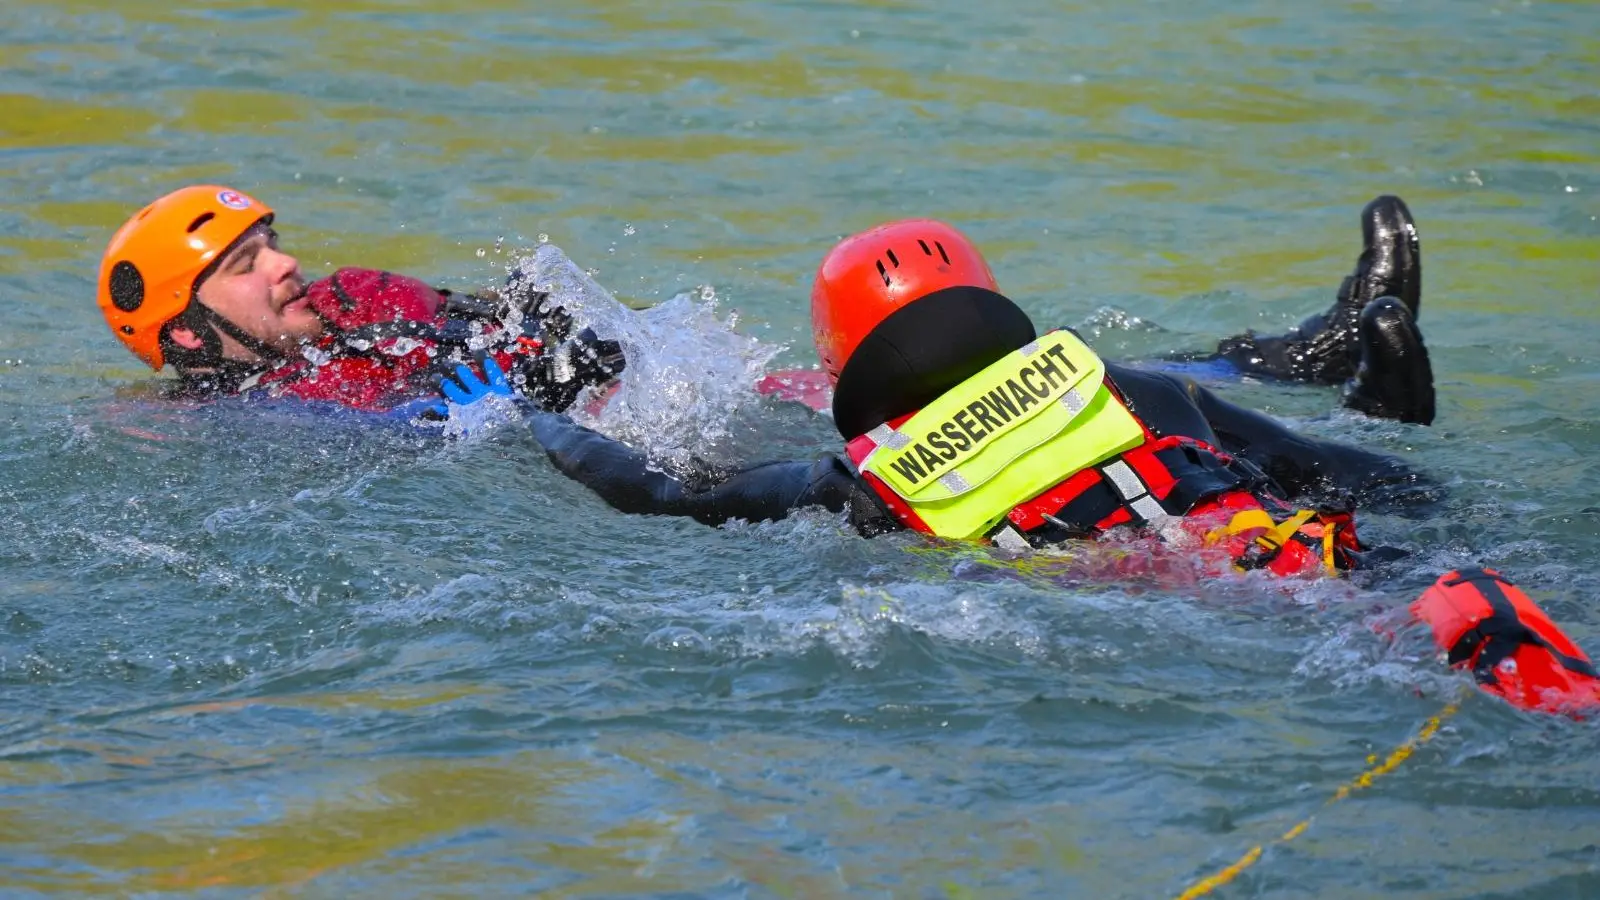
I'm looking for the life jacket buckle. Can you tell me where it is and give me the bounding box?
[1235,542,1281,571]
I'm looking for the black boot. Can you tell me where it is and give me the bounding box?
[1206,195,1421,383]
[1342,296,1434,425]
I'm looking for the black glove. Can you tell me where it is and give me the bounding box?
[517,326,627,412]
[441,287,627,412]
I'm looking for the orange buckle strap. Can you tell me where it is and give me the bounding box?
[1206,508,1329,573]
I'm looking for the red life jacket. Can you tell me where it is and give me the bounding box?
[244,268,526,412]
[845,377,1363,577]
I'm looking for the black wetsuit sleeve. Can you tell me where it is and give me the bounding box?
[523,411,900,534]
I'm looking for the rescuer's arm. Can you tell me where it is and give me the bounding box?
[524,411,900,534]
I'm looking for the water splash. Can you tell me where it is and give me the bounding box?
[1079,305,1169,336]
[505,244,782,470]
[439,393,523,441]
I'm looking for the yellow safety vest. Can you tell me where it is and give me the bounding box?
[853,330,1145,540]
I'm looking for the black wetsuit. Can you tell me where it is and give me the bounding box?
[524,361,1432,538]
[518,195,1436,543]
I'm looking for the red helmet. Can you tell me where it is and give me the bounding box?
[810,219,998,382]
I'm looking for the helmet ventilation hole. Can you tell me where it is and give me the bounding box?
[186,212,215,233]
[875,260,891,286]
[108,260,145,312]
[934,241,950,264]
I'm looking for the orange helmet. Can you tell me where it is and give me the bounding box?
[810,218,999,382]
[98,185,274,370]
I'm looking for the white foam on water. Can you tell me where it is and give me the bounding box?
[505,245,782,471]
[355,572,538,630]
[438,392,525,441]
[1079,304,1168,335]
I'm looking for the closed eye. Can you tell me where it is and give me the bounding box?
[224,233,269,273]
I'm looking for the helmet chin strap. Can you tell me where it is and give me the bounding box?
[192,302,293,366]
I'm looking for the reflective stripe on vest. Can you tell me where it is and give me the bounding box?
[851,330,1145,540]
[998,433,1255,538]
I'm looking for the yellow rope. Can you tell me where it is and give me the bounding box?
[1172,701,1460,900]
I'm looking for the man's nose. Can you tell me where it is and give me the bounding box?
[264,247,301,281]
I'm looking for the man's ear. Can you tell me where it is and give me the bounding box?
[168,325,205,351]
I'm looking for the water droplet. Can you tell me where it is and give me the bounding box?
[1565,185,1579,193]
[623,223,636,236]
[476,247,487,258]
[699,285,717,301]
[537,233,550,244]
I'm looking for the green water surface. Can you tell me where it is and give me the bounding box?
[2,1,1598,897]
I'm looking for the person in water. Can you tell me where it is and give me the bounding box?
[100,188,1600,712]
[506,200,1436,578]
[95,184,626,416]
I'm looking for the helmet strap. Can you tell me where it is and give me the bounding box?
[159,302,292,373]
[193,302,292,365]
[159,304,227,371]
[170,357,272,397]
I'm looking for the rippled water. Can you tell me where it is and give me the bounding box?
[3,1,1598,897]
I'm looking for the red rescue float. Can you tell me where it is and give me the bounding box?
[1411,567,1600,715]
